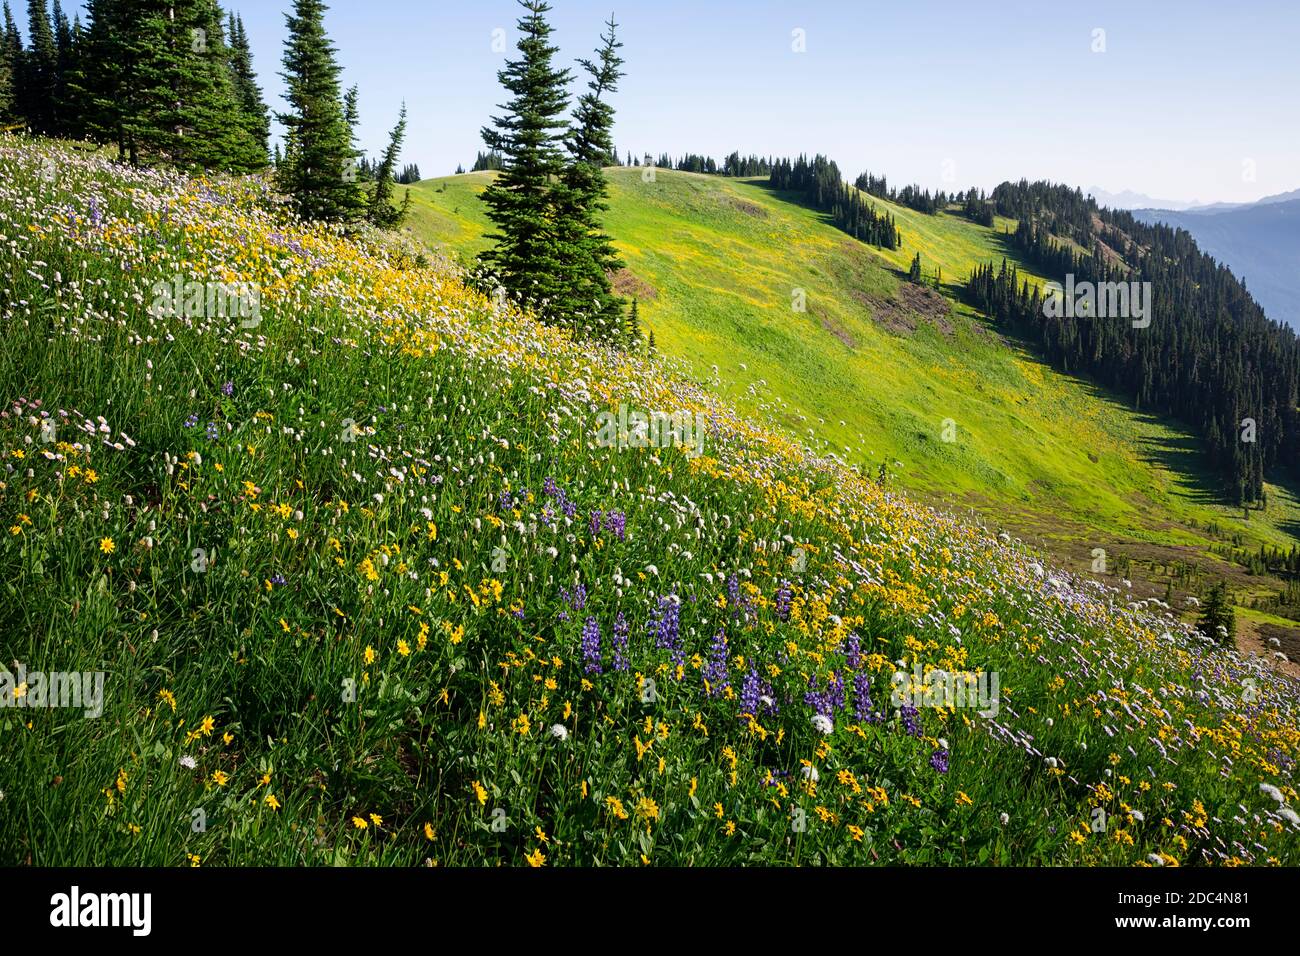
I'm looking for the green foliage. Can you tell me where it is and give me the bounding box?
[478,0,573,317]
[227,12,270,162]
[1198,582,1237,645]
[550,16,627,342]
[277,0,364,222]
[367,102,408,229]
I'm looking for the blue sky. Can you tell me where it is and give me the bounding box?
[50,0,1300,203]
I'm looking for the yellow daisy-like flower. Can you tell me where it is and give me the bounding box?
[199,715,215,736]
[525,847,546,867]
[265,794,280,811]
[212,770,229,787]
[99,537,115,554]
[369,813,383,827]
[424,822,435,841]
[364,646,376,665]
[472,780,488,805]
[352,816,368,829]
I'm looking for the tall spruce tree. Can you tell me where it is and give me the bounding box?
[367,101,409,228]
[227,12,269,163]
[551,15,626,342]
[277,0,363,221]
[50,0,72,133]
[478,0,572,316]
[21,0,57,134]
[131,1,259,171]
[0,2,16,124]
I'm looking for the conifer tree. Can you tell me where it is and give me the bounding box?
[227,12,270,162]
[478,0,572,316]
[1198,581,1236,645]
[367,102,408,228]
[0,2,15,124]
[277,0,363,222]
[551,15,626,341]
[48,0,77,132]
[21,0,57,134]
[131,1,259,171]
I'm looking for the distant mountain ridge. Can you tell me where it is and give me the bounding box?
[1133,196,1300,330]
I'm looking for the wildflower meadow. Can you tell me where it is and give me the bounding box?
[2,138,1298,868]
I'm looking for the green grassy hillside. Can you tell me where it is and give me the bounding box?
[4,137,1299,867]
[401,168,1300,618]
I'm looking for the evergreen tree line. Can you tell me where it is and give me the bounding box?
[478,1,636,347]
[961,187,995,226]
[855,171,950,214]
[354,157,419,185]
[1214,541,1300,579]
[769,154,901,250]
[965,179,1300,504]
[470,149,503,171]
[605,151,773,177]
[2,0,411,229]
[1,0,269,172]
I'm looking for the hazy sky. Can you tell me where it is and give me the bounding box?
[53,0,1300,203]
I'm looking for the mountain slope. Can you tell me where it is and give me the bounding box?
[5,137,1300,867]
[403,168,1300,603]
[1134,199,1300,330]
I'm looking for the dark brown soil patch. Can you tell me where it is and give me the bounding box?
[609,268,657,301]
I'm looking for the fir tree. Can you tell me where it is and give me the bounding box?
[1198,582,1236,645]
[478,0,572,316]
[21,0,57,134]
[50,0,74,133]
[550,14,626,341]
[0,2,16,124]
[627,296,640,347]
[367,102,408,228]
[277,0,363,222]
[131,1,259,171]
[227,12,270,163]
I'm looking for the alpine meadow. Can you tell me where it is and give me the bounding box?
[2,0,1300,916]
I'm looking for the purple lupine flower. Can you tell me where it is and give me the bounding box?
[652,596,679,649]
[542,476,559,499]
[589,510,602,537]
[727,574,741,609]
[650,595,683,670]
[183,413,199,429]
[739,667,776,719]
[611,612,629,671]
[900,704,922,738]
[605,511,626,541]
[930,749,949,774]
[845,633,862,671]
[581,616,602,674]
[775,581,792,621]
[804,676,832,719]
[702,628,729,696]
[826,671,845,713]
[853,672,882,723]
[221,381,234,397]
[560,584,587,611]
[205,421,219,442]
[559,495,576,519]
[270,573,287,586]
[740,667,762,717]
